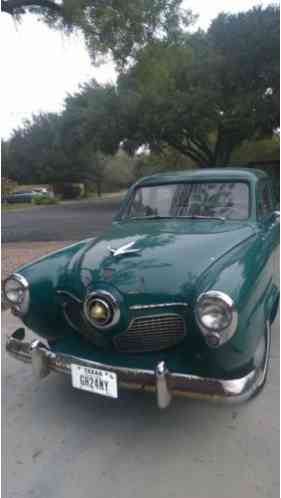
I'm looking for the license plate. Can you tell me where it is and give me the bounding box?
[71,364,118,399]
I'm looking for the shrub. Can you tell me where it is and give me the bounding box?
[52,183,84,199]
[32,195,59,206]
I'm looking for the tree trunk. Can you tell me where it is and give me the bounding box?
[96,179,102,197]
[83,180,92,198]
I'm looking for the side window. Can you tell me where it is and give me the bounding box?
[257,181,273,219]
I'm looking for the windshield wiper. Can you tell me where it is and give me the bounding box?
[126,214,226,222]
[179,215,226,222]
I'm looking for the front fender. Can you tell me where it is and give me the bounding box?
[195,234,275,375]
[13,239,94,340]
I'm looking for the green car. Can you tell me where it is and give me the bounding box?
[4,168,280,409]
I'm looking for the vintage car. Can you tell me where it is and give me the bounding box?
[4,168,280,409]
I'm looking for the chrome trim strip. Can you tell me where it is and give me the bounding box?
[56,290,82,304]
[130,303,188,310]
[6,322,271,407]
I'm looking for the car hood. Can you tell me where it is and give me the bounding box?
[66,219,255,304]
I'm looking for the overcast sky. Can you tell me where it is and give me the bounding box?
[1,0,278,138]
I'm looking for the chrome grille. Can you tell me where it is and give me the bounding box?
[114,314,186,353]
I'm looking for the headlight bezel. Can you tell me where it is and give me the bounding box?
[195,291,238,348]
[3,273,30,316]
[84,290,120,330]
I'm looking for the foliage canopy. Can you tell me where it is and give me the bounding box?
[2,0,192,66]
[3,5,280,189]
[116,5,280,166]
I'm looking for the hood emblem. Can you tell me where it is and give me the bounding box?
[108,241,140,257]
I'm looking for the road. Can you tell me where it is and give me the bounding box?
[3,308,279,498]
[2,197,122,243]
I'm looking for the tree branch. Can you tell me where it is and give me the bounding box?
[176,128,214,165]
[1,0,63,15]
[190,136,214,164]
[183,136,211,165]
[167,139,211,166]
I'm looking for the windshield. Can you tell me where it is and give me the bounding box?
[124,182,250,221]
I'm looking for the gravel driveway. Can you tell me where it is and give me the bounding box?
[2,241,74,281]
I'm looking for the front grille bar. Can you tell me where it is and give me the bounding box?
[114,314,186,353]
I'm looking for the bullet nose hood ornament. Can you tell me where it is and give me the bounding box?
[108,241,140,257]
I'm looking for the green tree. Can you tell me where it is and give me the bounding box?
[5,113,68,184]
[3,95,115,193]
[2,0,192,66]
[231,135,280,164]
[4,5,279,186]
[103,150,136,190]
[58,82,123,194]
[133,146,194,180]
[62,82,123,157]
[4,112,94,184]
[116,5,280,166]
[87,151,107,197]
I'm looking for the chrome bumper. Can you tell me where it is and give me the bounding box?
[6,328,269,409]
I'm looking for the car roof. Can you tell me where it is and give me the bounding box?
[136,168,268,186]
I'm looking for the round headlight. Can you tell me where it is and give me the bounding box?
[4,274,30,315]
[84,291,120,330]
[195,291,237,348]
